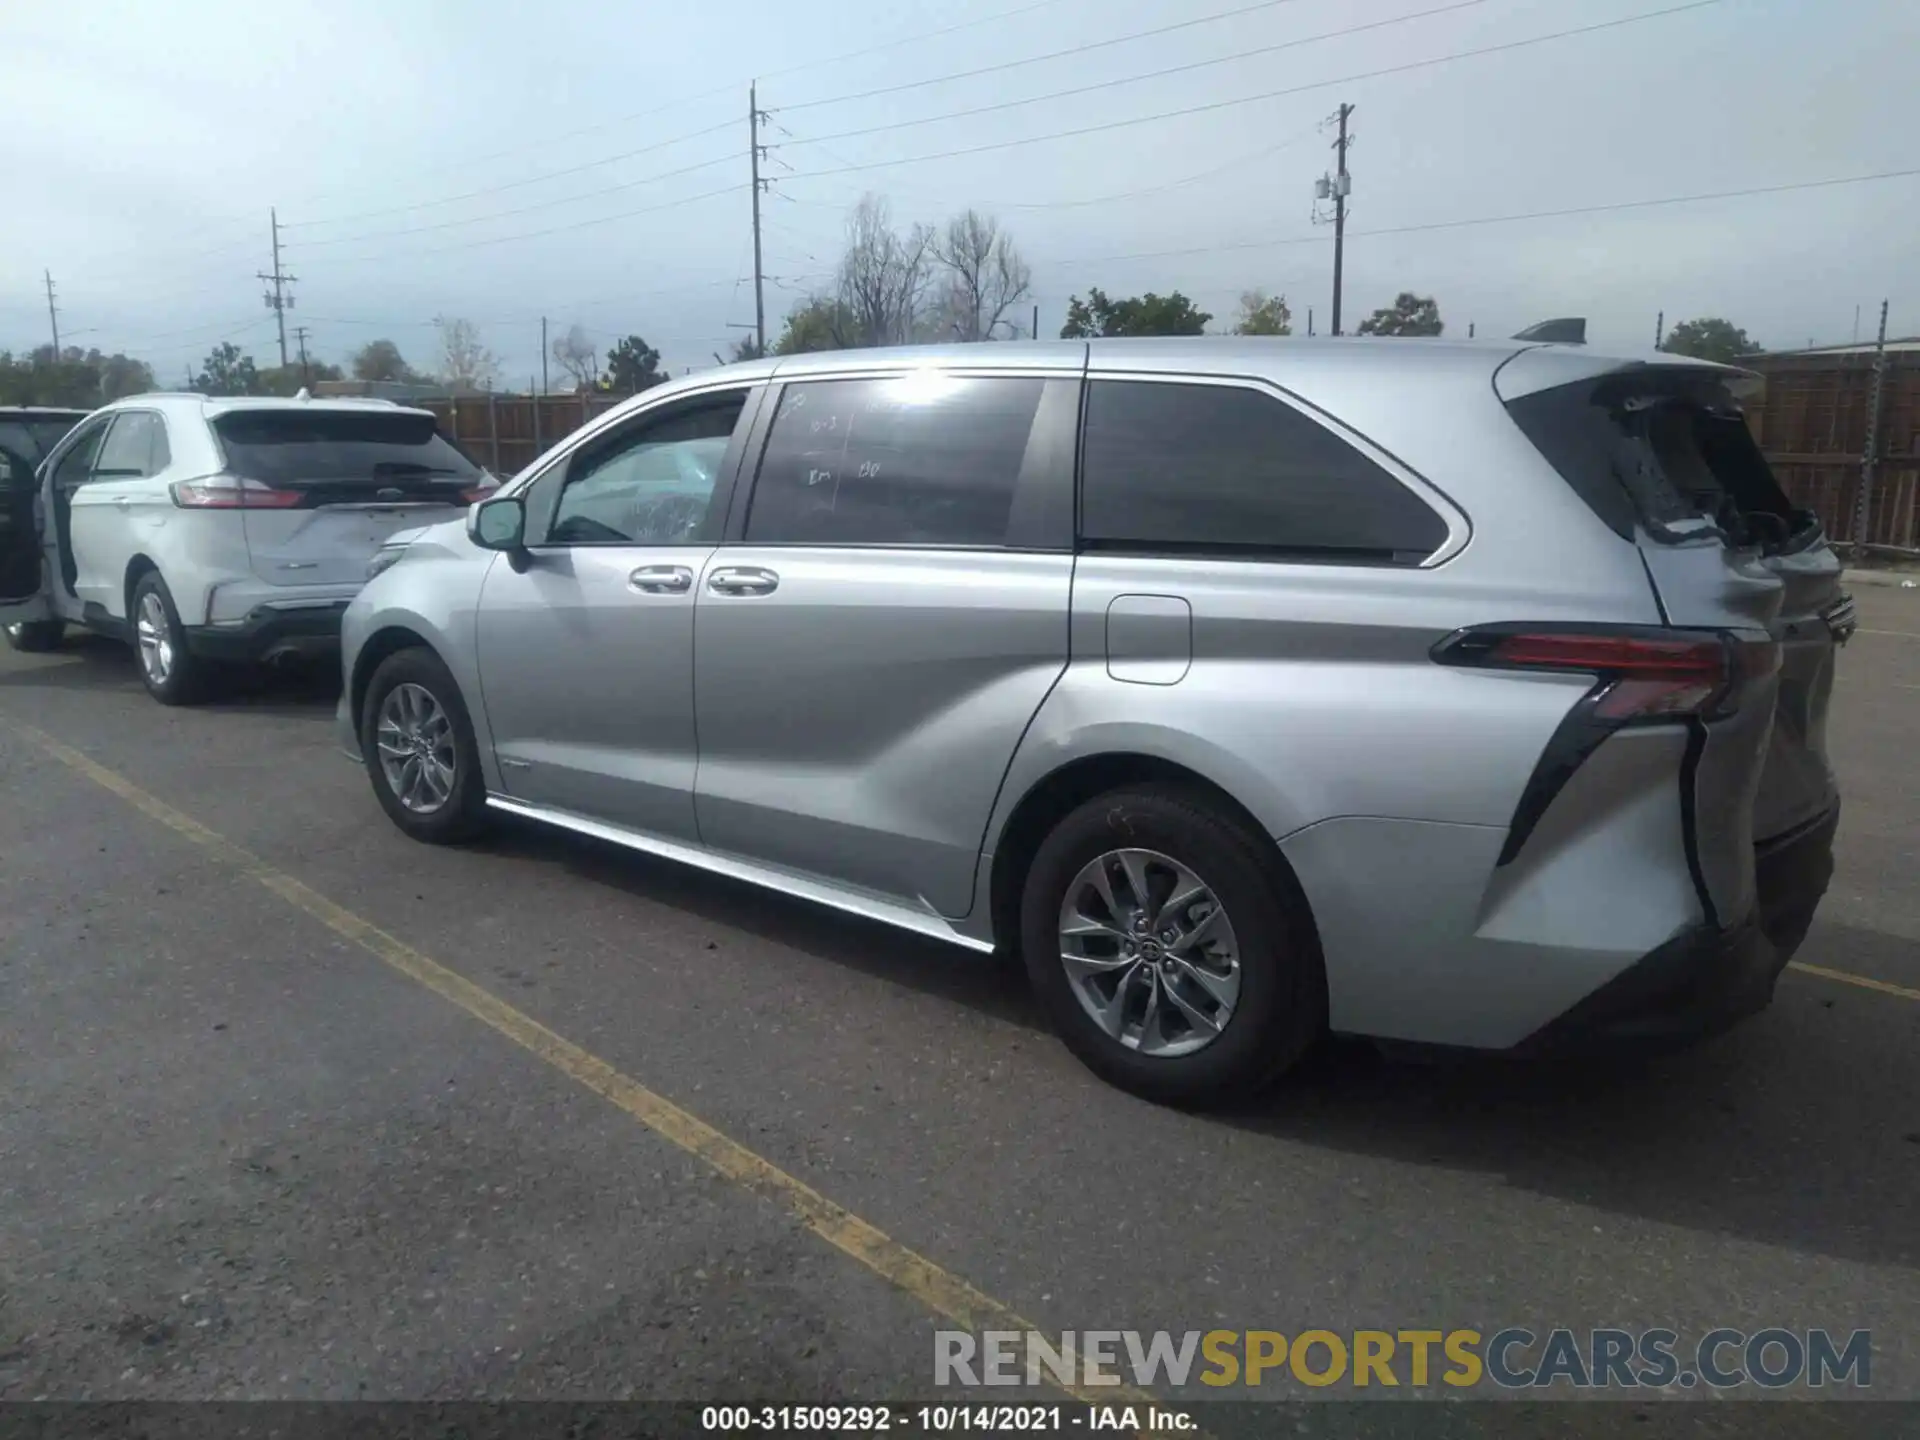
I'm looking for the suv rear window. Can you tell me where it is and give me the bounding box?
[213,409,480,489]
[1504,372,1805,551]
[1079,380,1451,563]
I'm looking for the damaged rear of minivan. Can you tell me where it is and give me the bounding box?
[1485,346,1849,1047]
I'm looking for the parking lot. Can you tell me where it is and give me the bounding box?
[1,579,1916,1407]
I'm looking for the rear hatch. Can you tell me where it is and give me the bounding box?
[1497,350,1849,919]
[212,407,491,587]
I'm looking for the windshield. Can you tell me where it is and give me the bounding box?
[212,410,481,486]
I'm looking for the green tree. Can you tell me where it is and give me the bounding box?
[0,347,154,407]
[1356,293,1444,337]
[351,338,414,382]
[194,342,262,396]
[1059,288,1211,338]
[602,334,666,392]
[1232,290,1293,336]
[258,361,344,396]
[773,298,854,355]
[1661,317,1759,364]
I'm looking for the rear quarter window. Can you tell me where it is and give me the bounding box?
[1079,380,1451,563]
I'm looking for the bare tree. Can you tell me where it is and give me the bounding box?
[935,210,1032,341]
[550,325,598,390]
[434,315,499,391]
[836,194,935,348]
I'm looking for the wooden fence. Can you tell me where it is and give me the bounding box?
[421,392,626,479]
[1741,349,1920,552]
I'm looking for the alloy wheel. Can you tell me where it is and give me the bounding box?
[375,682,458,814]
[1057,847,1243,1057]
[135,592,173,685]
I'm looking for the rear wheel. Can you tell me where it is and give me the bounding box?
[131,571,208,705]
[1020,785,1324,1107]
[360,646,490,844]
[3,620,65,653]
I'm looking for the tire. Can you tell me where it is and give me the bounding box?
[130,571,209,705]
[4,619,65,653]
[359,646,491,844]
[1020,785,1324,1107]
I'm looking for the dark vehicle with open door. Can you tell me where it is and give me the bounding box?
[0,407,88,646]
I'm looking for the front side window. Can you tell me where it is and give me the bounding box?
[1080,380,1451,563]
[546,392,745,545]
[49,419,109,488]
[93,413,169,478]
[745,374,1046,546]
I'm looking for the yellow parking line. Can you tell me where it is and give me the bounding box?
[13,723,1156,1414]
[1788,961,1920,1004]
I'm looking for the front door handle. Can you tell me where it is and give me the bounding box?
[707,565,779,596]
[629,564,694,594]
[115,496,132,510]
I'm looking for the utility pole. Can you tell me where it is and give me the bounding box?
[1654,310,1664,349]
[749,84,768,357]
[1032,302,1040,341]
[1307,308,1314,337]
[541,316,550,394]
[1853,299,1890,558]
[43,270,60,357]
[1468,321,1475,338]
[292,325,311,385]
[1314,105,1354,335]
[259,208,297,367]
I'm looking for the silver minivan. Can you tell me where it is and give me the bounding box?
[336,338,1849,1104]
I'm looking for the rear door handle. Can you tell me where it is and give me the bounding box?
[629,564,694,595]
[707,566,779,596]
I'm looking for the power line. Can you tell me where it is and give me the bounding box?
[1046,166,1920,270]
[784,0,1491,151]
[272,0,1078,227]
[780,127,1323,214]
[297,182,748,267]
[783,1,1724,176]
[285,119,739,231]
[776,0,1329,112]
[290,151,741,249]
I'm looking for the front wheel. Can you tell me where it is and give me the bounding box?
[1020,785,1325,1107]
[360,646,491,844]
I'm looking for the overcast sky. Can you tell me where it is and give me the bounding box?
[1,0,1913,384]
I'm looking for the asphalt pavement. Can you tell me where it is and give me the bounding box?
[0,583,1915,1413]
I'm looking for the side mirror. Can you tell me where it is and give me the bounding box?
[470,494,525,549]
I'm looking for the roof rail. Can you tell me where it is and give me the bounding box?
[1511,318,1586,344]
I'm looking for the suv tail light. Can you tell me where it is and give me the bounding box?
[1432,625,1779,722]
[170,474,303,509]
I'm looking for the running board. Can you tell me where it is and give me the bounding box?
[484,794,995,954]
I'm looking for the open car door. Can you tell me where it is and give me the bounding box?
[0,439,53,624]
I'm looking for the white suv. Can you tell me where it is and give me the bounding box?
[0,392,494,703]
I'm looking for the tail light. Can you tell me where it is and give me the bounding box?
[170,475,303,509]
[1437,624,1782,872]
[1433,625,1778,722]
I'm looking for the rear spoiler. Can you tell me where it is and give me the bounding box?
[1511,318,1586,344]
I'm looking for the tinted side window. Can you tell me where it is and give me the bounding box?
[94,414,168,478]
[1080,381,1450,562]
[547,393,745,545]
[747,375,1045,546]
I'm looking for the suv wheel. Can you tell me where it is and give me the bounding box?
[361,647,490,844]
[131,572,208,705]
[1020,785,1324,1107]
[4,620,65,653]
